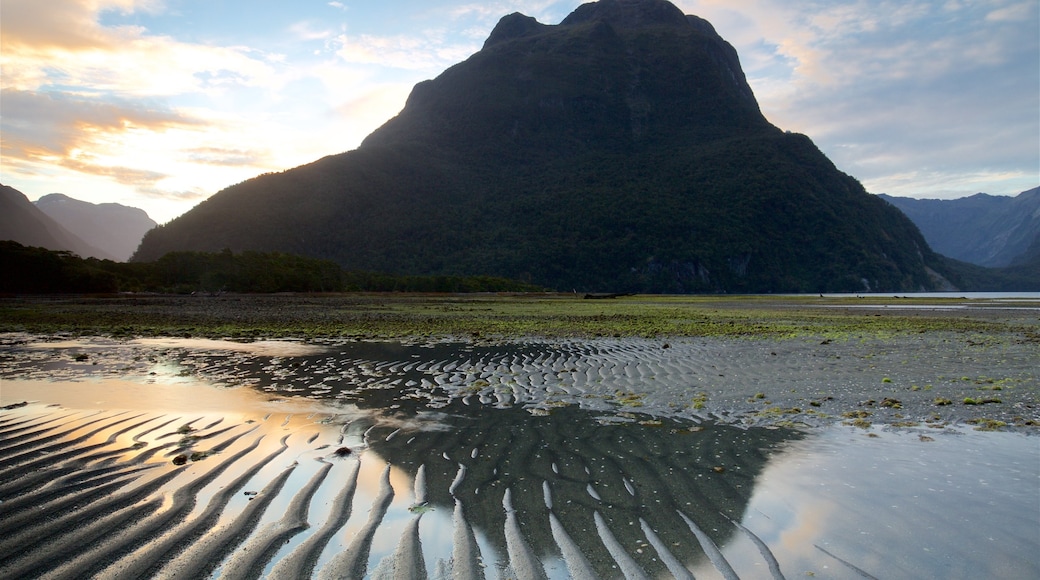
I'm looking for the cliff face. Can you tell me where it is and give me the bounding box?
[135,0,951,293]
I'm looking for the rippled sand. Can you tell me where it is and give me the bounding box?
[1,333,1037,578]
[5,333,1037,427]
[0,398,796,578]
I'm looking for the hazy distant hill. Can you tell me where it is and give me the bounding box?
[135,0,954,293]
[35,193,156,261]
[0,184,108,259]
[879,188,1040,268]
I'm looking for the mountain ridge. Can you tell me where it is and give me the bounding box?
[0,184,110,260]
[134,0,954,293]
[34,193,157,261]
[879,187,1039,268]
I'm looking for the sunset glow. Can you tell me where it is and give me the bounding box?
[2,0,1037,223]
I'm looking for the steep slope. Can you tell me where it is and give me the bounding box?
[879,188,1040,268]
[135,0,951,293]
[35,193,157,261]
[0,184,108,259]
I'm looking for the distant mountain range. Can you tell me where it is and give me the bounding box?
[0,185,155,262]
[34,193,156,261]
[133,0,954,293]
[879,188,1039,268]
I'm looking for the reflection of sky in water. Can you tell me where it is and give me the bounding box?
[726,427,1040,579]
[132,337,328,357]
[354,408,1038,578]
[142,360,196,384]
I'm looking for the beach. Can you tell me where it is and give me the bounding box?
[1,293,1037,578]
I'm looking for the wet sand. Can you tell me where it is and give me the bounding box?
[1,381,1036,579]
[0,300,1037,578]
[4,329,1036,429]
[0,387,793,579]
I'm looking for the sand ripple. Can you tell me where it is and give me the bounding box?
[1,333,1036,577]
[0,401,798,579]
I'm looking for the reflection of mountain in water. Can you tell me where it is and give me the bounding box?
[365,401,796,578]
[0,336,803,579]
[3,336,1037,578]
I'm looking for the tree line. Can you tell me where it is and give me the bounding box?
[0,242,542,294]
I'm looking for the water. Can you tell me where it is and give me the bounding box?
[815,292,1040,299]
[1,335,1037,578]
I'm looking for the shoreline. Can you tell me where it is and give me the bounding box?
[2,292,1038,341]
[2,290,1038,431]
[2,309,1038,578]
[2,328,1037,432]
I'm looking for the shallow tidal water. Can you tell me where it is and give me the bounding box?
[0,335,1037,579]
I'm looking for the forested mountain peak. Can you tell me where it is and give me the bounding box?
[561,0,688,29]
[134,0,956,293]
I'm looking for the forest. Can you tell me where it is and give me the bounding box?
[0,242,541,294]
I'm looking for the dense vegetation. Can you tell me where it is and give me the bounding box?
[938,248,1040,291]
[134,0,955,293]
[0,242,541,294]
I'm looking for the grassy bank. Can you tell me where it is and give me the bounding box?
[1,293,1035,341]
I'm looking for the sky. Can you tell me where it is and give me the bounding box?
[2,0,1038,224]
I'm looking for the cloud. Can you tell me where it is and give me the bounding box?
[0,86,281,219]
[332,84,414,136]
[135,186,211,202]
[289,21,334,42]
[986,1,1034,21]
[1,0,141,51]
[681,0,1039,196]
[1,89,201,162]
[333,31,479,71]
[448,1,563,21]
[59,158,169,188]
[0,0,391,222]
[0,0,298,215]
[184,147,270,167]
[332,1,571,72]
[1,0,283,96]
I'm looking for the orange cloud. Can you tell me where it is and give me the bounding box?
[184,147,271,167]
[0,0,137,52]
[134,186,211,202]
[1,0,280,96]
[59,157,168,187]
[1,89,201,163]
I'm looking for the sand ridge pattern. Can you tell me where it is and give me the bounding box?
[0,402,795,579]
[1,331,1036,577]
[6,333,1033,427]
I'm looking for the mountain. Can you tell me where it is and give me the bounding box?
[879,188,1040,268]
[34,193,157,261]
[0,184,108,259]
[135,0,953,293]
[936,246,1040,291]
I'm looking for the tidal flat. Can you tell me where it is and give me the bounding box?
[0,293,1037,578]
